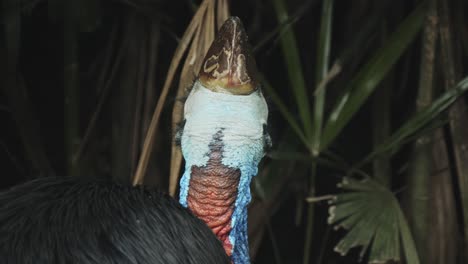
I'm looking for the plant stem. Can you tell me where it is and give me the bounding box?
[406,0,437,262]
[304,1,333,263]
[303,163,316,264]
[439,0,468,258]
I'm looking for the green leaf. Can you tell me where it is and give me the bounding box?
[272,0,313,142]
[321,1,427,150]
[328,177,420,264]
[312,0,334,154]
[355,76,468,168]
[261,77,309,147]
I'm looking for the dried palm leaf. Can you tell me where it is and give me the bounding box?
[132,0,230,194]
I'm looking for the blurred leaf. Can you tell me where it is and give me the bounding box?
[253,0,318,53]
[355,75,468,168]
[168,0,228,196]
[133,0,229,192]
[169,3,212,195]
[261,76,309,147]
[336,2,391,70]
[272,0,313,142]
[321,2,427,150]
[439,0,468,252]
[329,177,419,264]
[311,0,333,154]
[305,1,334,262]
[133,0,207,186]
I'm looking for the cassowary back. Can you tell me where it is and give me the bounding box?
[0,177,230,264]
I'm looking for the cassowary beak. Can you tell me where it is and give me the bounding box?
[199,17,259,95]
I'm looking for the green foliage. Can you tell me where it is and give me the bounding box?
[321,1,427,150]
[262,77,309,146]
[328,177,419,264]
[260,0,468,263]
[272,0,313,142]
[267,1,428,154]
[312,0,334,153]
[355,76,468,168]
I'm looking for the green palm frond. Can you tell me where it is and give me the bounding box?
[355,75,468,168]
[321,1,427,150]
[328,177,419,264]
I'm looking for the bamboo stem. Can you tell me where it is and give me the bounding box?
[438,0,468,258]
[406,1,438,262]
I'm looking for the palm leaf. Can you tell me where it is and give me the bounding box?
[354,75,468,168]
[312,0,334,154]
[261,76,309,146]
[132,0,229,190]
[272,0,313,142]
[328,177,419,264]
[167,0,229,195]
[321,1,427,150]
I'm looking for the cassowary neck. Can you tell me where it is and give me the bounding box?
[179,82,267,263]
[179,17,267,264]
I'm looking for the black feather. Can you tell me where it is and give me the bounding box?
[0,177,229,264]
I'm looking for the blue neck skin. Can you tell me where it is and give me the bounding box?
[179,81,268,264]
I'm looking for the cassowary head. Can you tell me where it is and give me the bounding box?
[178,17,269,264]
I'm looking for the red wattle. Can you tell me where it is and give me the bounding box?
[186,131,240,257]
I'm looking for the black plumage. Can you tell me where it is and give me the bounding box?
[0,177,230,264]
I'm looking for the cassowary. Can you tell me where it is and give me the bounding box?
[178,16,269,264]
[0,177,230,264]
[0,17,268,264]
